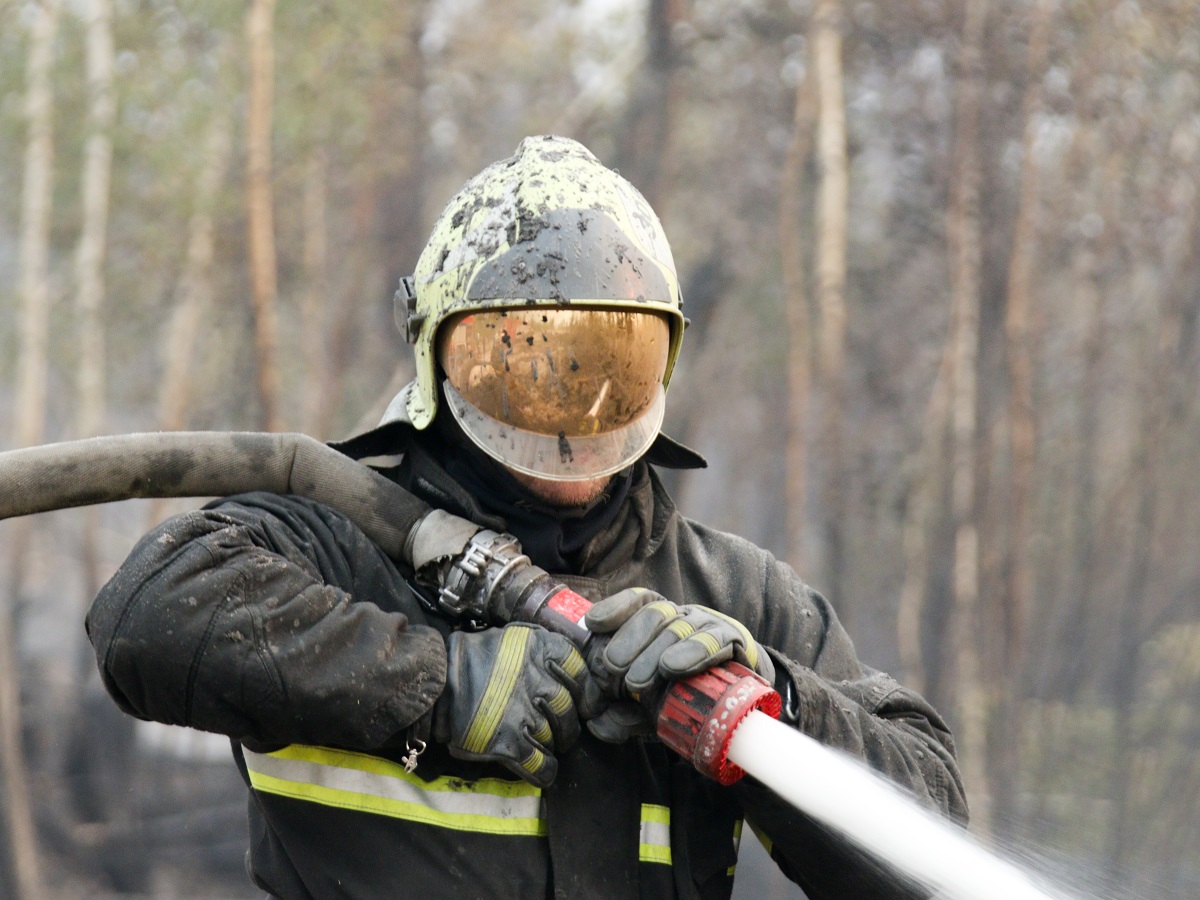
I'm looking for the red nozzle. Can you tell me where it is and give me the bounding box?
[656,662,782,785]
[523,586,781,784]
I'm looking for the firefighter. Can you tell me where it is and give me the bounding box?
[87,135,967,899]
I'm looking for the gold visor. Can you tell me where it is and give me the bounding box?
[438,308,671,479]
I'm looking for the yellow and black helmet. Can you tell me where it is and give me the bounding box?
[399,136,685,481]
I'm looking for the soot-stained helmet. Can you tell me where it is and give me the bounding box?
[398,135,685,481]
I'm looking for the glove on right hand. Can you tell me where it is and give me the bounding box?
[585,587,775,700]
[433,623,601,788]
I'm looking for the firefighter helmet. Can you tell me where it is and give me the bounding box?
[399,135,685,480]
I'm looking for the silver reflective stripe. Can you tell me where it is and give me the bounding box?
[639,803,672,865]
[243,745,546,836]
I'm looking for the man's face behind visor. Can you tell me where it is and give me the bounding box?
[437,308,671,482]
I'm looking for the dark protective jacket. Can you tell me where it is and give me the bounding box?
[87,409,967,900]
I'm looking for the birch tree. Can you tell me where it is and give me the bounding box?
[246,0,282,432]
[299,148,329,436]
[72,0,116,599]
[812,0,849,616]
[73,0,115,443]
[3,2,60,893]
[14,0,60,455]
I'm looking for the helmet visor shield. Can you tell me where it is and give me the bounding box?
[438,308,671,480]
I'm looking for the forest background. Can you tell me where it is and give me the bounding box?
[0,0,1197,897]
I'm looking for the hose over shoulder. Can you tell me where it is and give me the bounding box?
[0,431,431,564]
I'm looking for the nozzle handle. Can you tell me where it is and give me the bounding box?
[519,583,781,784]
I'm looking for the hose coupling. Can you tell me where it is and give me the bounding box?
[437,529,531,620]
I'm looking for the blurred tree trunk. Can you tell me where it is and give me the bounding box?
[317,167,375,441]
[146,109,233,528]
[1107,147,1198,888]
[315,6,427,441]
[813,0,849,620]
[13,0,60,455]
[995,0,1052,834]
[896,340,955,693]
[1056,241,1105,689]
[1042,114,1126,700]
[0,609,42,900]
[73,0,114,442]
[1106,329,1163,890]
[611,0,694,504]
[946,0,991,830]
[245,0,282,432]
[369,4,432,430]
[5,0,60,889]
[300,148,329,437]
[778,70,817,573]
[3,2,60,895]
[72,0,116,601]
[9,0,61,595]
[614,0,687,208]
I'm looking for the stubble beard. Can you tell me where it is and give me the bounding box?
[508,470,613,508]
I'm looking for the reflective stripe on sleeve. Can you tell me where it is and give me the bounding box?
[243,745,546,836]
[639,803,672,865]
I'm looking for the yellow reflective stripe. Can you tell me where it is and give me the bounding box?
[531,720,553,745]
[639,803,672,865]
[463,627,531,753]
[521,747,545,776]
[547,685,573,717]
[647,600,677,620]
[728,818,744,876]
[244,745,546,836]
[711,608,760,668]
[747,818,773,854]
[560,649,585,679]
[668,619,696,639]
[690,631,723,657]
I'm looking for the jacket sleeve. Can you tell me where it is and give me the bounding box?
[85,491,447,751]
[671,523,967,898]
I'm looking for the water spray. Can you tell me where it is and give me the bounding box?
[729,712,1069,900]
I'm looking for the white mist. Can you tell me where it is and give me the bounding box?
[729,712,1073,900]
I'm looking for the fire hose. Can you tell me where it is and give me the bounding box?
[0,432,1069,900]
[0,431,777,781]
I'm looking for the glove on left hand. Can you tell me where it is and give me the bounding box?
[434,623,602,788]
[585,588,776,700]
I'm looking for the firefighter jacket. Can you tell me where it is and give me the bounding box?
[87,402,968,900]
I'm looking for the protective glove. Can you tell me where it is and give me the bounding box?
[433,622,602,788]
[583,588,775,743]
